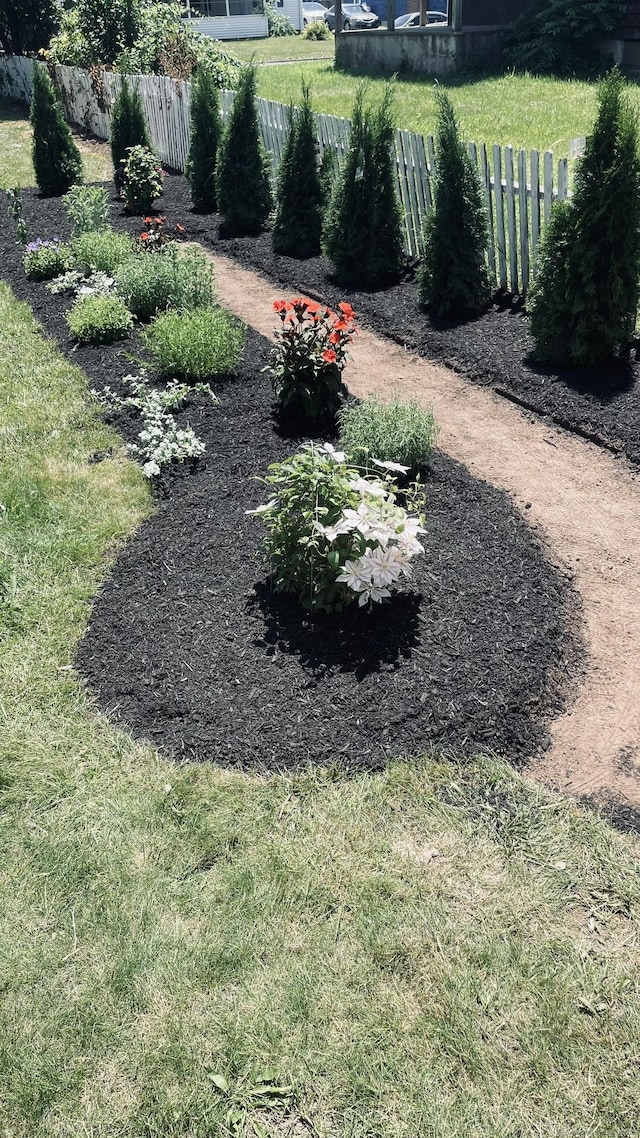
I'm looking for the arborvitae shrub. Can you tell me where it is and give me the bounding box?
[318,144,338,208]
[418,90,490,319]
[30,64,82,196]
[272,84,323,258]
[110,77,150,188]
[529,69,640,366]
[322,84,404,287]
[215,64,272,235]
[186,66,221,212]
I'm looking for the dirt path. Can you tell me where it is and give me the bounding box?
[212,252,640,812]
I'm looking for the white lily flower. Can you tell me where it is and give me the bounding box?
[372,458,410,473]
[336,559,369,591]
[318,442,347,463]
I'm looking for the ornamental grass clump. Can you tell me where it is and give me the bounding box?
[272,83,323,259]
[66,293,134,345]
[23,238,73,281]
[269,297,356,425]
[338,396,439,476]
[72,229,135,274]
[215,63,272,235]
[121,145,164,214]
[250,442,426,612]
[141,307,245,381]
[418,89,490,319]
[30,63,82,196]
[115,245,215,320]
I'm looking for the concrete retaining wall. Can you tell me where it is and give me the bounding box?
[334,26,504,76]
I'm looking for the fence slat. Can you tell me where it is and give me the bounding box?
[480,143,496,286]
[493,145,507,291]
[530,148,541,267]
[504,146,518,294]
[543,150,554,226]
[518,148,529,296]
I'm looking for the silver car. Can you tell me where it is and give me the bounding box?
[325,3,381,30]
[302,2,328,25]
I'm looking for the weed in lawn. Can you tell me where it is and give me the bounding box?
[66,293,134,344]
[2,282,640,1138]
[140,306,245,380]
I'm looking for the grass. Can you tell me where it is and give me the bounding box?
[2,279,640,1136]
[0,98,112,188]
[232,35,334,62]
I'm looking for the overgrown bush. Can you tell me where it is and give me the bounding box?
[30,63,82,196]
[66,293,134,344]
[141,307,245,380]
[115,246,215,319]
[418,89,490,318]
[215,64,273,235]
[186,66,221,212]
[121,145,164,214]
[265,3,297,36]
[23,238,73,281]
[338,396,439,475]
[250,442,426,612]
[508,0,627,77]
[72,229,135,274]
[322,84,404,286]
[268,297,356,424]
[110,78,150,188]
[64,184,110,236]
[272,84,323,258]
[528,69,640,365]
[302,20,330,39]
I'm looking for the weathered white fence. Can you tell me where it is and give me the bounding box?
[0,54,570,296]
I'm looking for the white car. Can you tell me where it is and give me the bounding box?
[302,2,328,25]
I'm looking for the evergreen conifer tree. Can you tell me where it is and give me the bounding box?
[110,77,150,188]
[30,64,82,197]
[186,66,221,212]
[322,84,404,286]
[529,69,640,365]
[272,83,323,258]
[417,90,490,318]
[215,64,272,235]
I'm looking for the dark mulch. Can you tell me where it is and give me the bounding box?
[0,185,580,771]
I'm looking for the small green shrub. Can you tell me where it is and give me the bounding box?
[268,296,355,424]
[322,84,404,287]
[250,442,426,612]
[265,2,297,35]
[110,77,151,187]
[338,397,439,474]
[64,184,110,236]
[215,63,273,236]
[72,229,135,274]
[186,66,221,212]
[418,89,490,319]
[302,19,330,39]
[114,246,215,320]
[66,293,134,344]
[141,307,245,380]
[528,69,640,366]
[23,238,73,281]
[30,63,82,196]
[121,145,164,214]
[272,84,323,259]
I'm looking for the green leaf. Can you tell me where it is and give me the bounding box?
[208,1072,230,1092]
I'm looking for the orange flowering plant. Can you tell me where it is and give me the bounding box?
[138,216,187,250]
[268,297,357,424]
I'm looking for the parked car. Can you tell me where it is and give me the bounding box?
[302,2,328,25]
[325,3,381,30]
[394,10,447,26]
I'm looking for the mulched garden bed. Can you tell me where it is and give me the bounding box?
[0,186,581,770]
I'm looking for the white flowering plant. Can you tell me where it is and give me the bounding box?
[250,442,426,612]
[94,372,214,478]
[47,269,115,297]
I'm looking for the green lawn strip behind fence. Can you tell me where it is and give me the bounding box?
[1,282,640,1135]
[232,36,334,63]
[0,98,112,189]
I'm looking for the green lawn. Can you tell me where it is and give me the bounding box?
[232,35,334,62]
[1,256,640,1136]
[0,98,112,189]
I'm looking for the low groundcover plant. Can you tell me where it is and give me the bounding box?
[250,441,426,612]
[269,297,357,423]
[338,396,439,475]
[23,238,72,281]
[95,372,215,478]
[66,293,134,345]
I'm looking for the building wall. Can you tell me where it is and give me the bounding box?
[186,14,269,38]
[334,26,504,75]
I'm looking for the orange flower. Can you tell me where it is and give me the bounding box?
[144,216,153,224]
[140,232,149,241]
[333,319,349,331]
[306,301,320,314]
[273,299,289,313]
[338,301,355,318]
[322,349,337,364]
[175,223,186,234]
[328,330,341,345]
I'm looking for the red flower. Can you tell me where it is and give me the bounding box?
[140,232,149,241]
[273,300,289,313]
[322,349,337,364]
[329,330,341,345]
[144,216,153,224]
[333,319,349,331]
[338,301,355,318]
[175,223,186,234]
[306,301,320,314]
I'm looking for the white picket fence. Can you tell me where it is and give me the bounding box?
[0,54,570,296]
